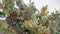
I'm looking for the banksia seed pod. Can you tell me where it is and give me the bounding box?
[23,11,30,21]
[36,14,42,19]
[44,20,49,28]
[10,11,19,20]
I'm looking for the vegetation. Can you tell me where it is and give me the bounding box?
[0,0,60,34]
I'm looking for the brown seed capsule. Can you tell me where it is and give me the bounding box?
[23,11,30,21]
[36,14,42,19]
[10,11,19,20]
[45,20,49,28]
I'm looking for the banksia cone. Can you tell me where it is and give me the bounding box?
[44,20,49,28]
[10,11,19,20]
[23,11,30,21]
[35,14,42,19]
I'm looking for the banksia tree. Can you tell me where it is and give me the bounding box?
[0,0,60,34]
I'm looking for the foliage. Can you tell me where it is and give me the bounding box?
[0,0,60,34]
[0,22,16,34]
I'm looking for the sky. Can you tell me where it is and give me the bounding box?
[0,0,60,20]
[23,0,60,11]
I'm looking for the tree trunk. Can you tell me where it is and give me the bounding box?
[6,16,26,34]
